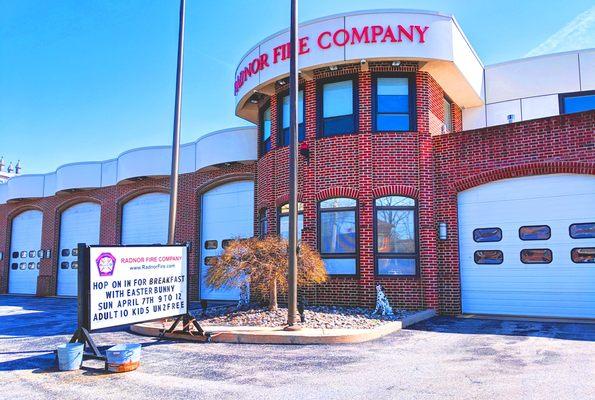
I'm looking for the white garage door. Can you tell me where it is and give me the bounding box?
[200,180,254,301]
[9,210,43,294]
[121,192,169,245]
[57,202,101,296]
[459,174,595,319]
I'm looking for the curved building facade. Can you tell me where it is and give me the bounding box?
[1,10,594,318]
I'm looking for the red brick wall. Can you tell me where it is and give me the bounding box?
[0,163,255,300]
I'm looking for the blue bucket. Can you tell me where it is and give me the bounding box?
[106,343,142,373]
[56,343,84,371]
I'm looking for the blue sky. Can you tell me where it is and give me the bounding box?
[1,0,594,174]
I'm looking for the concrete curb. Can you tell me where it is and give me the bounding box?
[130,309,437,345]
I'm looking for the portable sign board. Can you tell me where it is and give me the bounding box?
[85,245,188,331]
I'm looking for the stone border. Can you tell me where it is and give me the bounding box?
[130,309,436,345]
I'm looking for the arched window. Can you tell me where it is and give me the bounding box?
[374,196,417,276]
[318,197,357,275]
[278,202,303,240]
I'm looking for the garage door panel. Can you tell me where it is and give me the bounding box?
[200,181,254,301]
[121,193,169,245]
[8,210,43,294]
[57,202,101,296]
[459,174,595,319]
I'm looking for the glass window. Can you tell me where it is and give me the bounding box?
[321,80,355,136]
[571,248,595,264]
[222,239,233,249]
[473,228,502,242]
[258,209,268,239]
[375,196,417,276]
[375,77,411,132]
[520,249,552,264]
[71,261,78,269]
[561,92,595,114]
[519,225,551,241]
[260,105,272,154]
[20,251,27,258]
[204,240,218,250]
[60,261,69,269]
[570,223,595,239]
[28,262,35,270]
[72,248,78,256]
[29,250,36,258]
[474,250,503,265]
[319,198,357,275]
[37,250,43,258]
[11,263,18,270]
[443,97,452,132]
[279,203,303,240]
[61,249,70,257]
[36,262,40,269]
[19,262,26,270]
[204,256,218,266]
[12,251,18,259]
[280,91,305,146]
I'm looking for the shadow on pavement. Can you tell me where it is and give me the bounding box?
[409,316,595,342]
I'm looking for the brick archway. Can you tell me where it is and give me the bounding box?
[453,161,595,192]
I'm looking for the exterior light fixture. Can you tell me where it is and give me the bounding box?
[438,222,448,240]
[299,141,310,161]
[507,114,515,123]
[392,61,401,67]
[277,79,287,85]
[249,98,259,104]
[329,65,338,71]
[360,59,367,65]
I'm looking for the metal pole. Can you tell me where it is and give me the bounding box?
[167,0,186,245]
[287,0,299,326]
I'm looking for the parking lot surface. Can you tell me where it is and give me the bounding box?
[1,296,594,400]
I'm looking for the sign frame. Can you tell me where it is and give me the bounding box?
[77,243,190,332]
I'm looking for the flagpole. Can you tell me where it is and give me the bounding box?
[167,0,186,245]
[287,0,299,326]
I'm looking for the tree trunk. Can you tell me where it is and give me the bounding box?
[269,278,278,311]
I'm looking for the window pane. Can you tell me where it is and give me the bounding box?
[282,91,304,129]
[570,223,595,239]
[473,228,502,242]
[61,249,70,257]
[323,80,353,118]
[280,202,304,214]
[279,214,303,240]
[378,78,408,96]
[376,209,415,253]
[474,250,503,264]
[375,196,415,207]
[443,98,452,131]
[60,261,69,269]
[323,258,356,275]
[320,210,356,253]
[377,258,416,275]
[521,249,552,264]
[323,115,354,135]
[564,94,595,114]
[376,114,409,131]
[571,248,595,263]
[262,107,271,141]
[519,225,551,240]
[282,124,305,146]
[320,198,356,209]
[204,240,218,250]
[378,95,409,113]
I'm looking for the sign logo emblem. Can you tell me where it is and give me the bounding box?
[96,252,116,276]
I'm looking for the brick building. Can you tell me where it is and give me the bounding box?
[1,10,594,318]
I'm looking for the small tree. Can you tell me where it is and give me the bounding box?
[205,236,327,311]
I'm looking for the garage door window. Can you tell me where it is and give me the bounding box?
[571,248,595,263]
[375,196,417,276]
[473,228,502,242]
[569,223,595,239]
[474,250,503,264]
[519,225,551,240]
[520,249,552,264]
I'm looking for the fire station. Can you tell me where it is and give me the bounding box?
[1,10,594,319]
